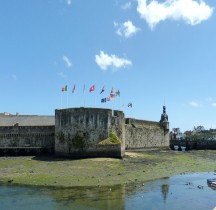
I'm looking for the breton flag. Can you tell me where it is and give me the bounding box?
[100,86,105,94]
[72,84,75,93]
[90,84,95,92]
[128,102,132,108]
[62,85,67,92]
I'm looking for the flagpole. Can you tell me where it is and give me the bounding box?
[67,90,68,108]
[94,91,96,108]
[61,91,62,109]
[83,84,86,107]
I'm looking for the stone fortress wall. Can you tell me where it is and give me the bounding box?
[0,106,169,158]
[0,126,54,149]
[125,118,169,149]
[0,115,55,155]
[55,108,125,158]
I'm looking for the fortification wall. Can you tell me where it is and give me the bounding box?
[125,118,169,149]
[0,126,55,149]
[55,108,125,158]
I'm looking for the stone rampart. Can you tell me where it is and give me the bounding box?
[0,126,55,149]
[125,118,169,149]
[55,108,125,158]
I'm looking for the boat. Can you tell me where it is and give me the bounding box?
[210,181,216,187]
[207,178,216,184]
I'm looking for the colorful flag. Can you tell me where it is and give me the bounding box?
[110,93,116,99]
[72,84,75,93]
[128,102,132,107]
[90,84,95,92]
[100,86,105,94]
[101,98,106,103]
[62,85,67,92]
[116,90,120,97]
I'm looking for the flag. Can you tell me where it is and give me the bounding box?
[62,85,67,92]
[90,85,95,92]
[116,90,120,97]
[110,87,114,94]
[101,98,106,103]
[72,84,75,93]
[83,84,85,93]
[128,102,132,107]
[100,86,105,94]
[110,93,116,99]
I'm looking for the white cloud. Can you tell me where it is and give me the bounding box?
[12,74,17,81]
[62,55,72,68]
[95,51,132,71]
[66,0,72,5]
[121,2,132,10]
[211,103,216,107]
[58,72,67,78]
[114,20,140,38]
[137,0,213,29]
[189,101,202,107]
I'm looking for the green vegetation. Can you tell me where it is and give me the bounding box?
[187,133,216,140]
[72,134,86,149]
[1,150,216,187]
[98,133,121,145]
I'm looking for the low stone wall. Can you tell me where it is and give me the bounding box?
[56,144,122,158]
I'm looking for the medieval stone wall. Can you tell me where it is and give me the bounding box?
[125,118,169,149]
[55,108,125,158]
[0,126,55,149]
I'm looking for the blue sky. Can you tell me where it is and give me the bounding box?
[0,0,215,132]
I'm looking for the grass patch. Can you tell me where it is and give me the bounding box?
[98,133,121,145]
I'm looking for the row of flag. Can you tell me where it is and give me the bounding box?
[62,84,95,93]
[61,84,132,108]
[62,84,120,96]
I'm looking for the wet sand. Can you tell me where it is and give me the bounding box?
[0,149,216,187]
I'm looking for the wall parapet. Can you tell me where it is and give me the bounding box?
[125,118,160,127]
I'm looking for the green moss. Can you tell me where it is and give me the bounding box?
[98,133,121,145]
[72,134,86,149]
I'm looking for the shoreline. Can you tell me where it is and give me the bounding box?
[0,149,216,188]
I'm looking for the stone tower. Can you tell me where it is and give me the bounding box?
[160,106,170,146]
[160,106,169,130]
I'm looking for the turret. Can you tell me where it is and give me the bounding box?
[160,106,169,131]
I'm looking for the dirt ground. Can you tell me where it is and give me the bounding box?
[0,149,216,187]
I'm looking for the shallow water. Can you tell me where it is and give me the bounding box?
[0,172,216,210]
